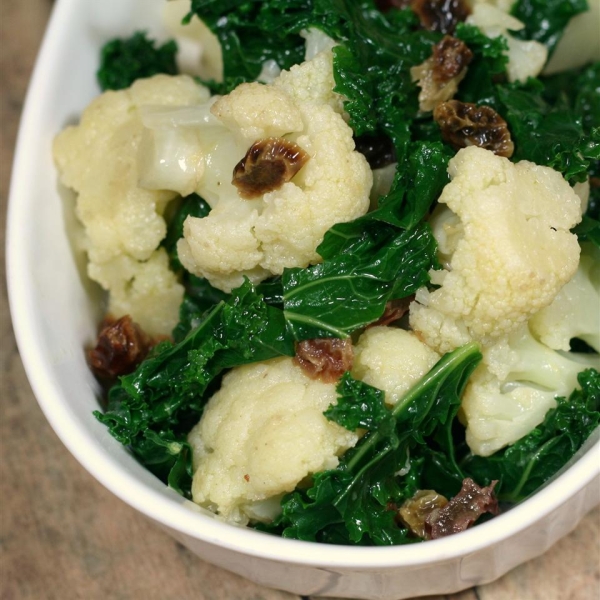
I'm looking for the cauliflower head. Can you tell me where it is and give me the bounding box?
[174,49,372,292]
[53,75,210,336]
[529,243,600,353]
[462,323,600,456]
[187,357,359,525]
[409,146,582,355]
[352,327,440,406]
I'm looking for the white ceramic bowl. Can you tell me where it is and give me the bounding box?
[7,1,600,598]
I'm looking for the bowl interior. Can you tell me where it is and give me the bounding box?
[7,0,600,571]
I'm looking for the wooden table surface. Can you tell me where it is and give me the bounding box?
[1,2,599,599]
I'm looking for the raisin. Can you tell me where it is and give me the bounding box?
[398,490,449,538]
[434,100,514,157]
[369,297,414,328]
[432,36,473,83]
[412,37,473,112]
[232,137,309,199]
[425,478,499,539]
[294,338,354,383]
[88,315,151,379]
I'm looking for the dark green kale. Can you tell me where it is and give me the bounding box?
[453,23,509,109]
[543,62,600,241]
[97,31,179,91]
[94,281,295,497]
[511,0,589,54]
[541,62,600,135]
[460,369,600,503]
[329,6,436,159]
[187,0,346,91]
[282,222,437,340]
[281,141,448,340]
[161,193,230,341]
[496,81,600,184]
[265,343,482,545]
[162,193,211,272]
[373,141,453,228]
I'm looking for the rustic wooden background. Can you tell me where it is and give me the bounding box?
[1,1,599,599]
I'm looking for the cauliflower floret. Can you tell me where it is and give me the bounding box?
[409,146,582,355]
[162,0,223,81]
[92,248,183,337]
[529,244,600,353]
[462,324,600,456]
[273,48,346,116]
[211,83,305,141]
[301,28,338,62]
[188,357,359,524]
[469,0,600,76]
[543,0,600,75]
[467,2,547,82]
[176,49,372,292]
[53,75,210,336]
[352,327,440,406]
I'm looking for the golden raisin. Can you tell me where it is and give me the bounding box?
[398,490,449,539]
[432,36,473,84]
[412,37,473,112]
[434,100,514,157]
[232,137,310,199]
[294,338,354,383]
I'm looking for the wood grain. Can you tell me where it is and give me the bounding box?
[1,2,598,600]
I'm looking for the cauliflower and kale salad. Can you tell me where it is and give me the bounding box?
[53,0,600,545]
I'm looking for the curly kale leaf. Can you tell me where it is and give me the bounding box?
[161,194,230,342]
[188,0,346,90]
[454,23,509,109]
[94,281,294,497]
[496,78,600,184]
[97,31,178,91]
[282,222,438,340]
[324,374,394,432]
[268,343,482,545]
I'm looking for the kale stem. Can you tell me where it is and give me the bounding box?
[345,342,481,474]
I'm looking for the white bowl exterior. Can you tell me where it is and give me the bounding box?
[160,474,600,599]
[6,1,600,598]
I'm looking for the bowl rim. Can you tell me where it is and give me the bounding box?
[7,0,600,571]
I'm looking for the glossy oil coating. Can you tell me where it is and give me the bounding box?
[3,1,600,599]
